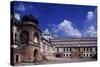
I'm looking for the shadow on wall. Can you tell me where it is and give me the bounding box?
[91,53,97,60]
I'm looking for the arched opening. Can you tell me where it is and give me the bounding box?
[33,49,38,62]
[15,55,20,63]
[20,30,29,46]
[56,54,61,57]
[33,32,39,44]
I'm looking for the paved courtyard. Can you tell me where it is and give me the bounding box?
[15,57,97,66]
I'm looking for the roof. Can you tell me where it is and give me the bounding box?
[51,37,97,42]
[54,44,97,48]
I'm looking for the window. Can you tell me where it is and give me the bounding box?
[66,54,68,56]
[87,54,88,57]
[56,54,60,57]
[66,48,68,51]
[64,48,65,52]
[87,48,89,51]
[83,48,85,51]
[16,55,20,63]
[57,48,59,52]
[20,30,28,45]
[84,54,85,57]
[70,54,71,57]
[85,48,87,51]
[78,54,80,57]
[34,37,38,43]
[70,48,72,51]
[90,48,92,51]
[63,54,65,56]
[34,33,39,43]
[90,54,92,56]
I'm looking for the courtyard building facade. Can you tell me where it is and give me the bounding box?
[51,38,97,58]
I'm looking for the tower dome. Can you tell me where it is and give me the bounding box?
[22,14,38,25]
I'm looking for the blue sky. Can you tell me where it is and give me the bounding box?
[12,1,97,38]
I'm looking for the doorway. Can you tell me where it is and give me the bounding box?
[34,49,38,62]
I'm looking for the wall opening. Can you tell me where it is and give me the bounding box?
[34,49,38,62]
[15,55,20,63]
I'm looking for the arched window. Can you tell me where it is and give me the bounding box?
[15,55,20,63]
[33,33,39,43]
[20,30,29,45]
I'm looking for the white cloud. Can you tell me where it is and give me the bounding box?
[51,19,82,38]
[48,10,97,38]
[15,3,26,11]
[14,13,20,21]
[84,26,97,37]
[87,11,94,21]
[84,10,97,37]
